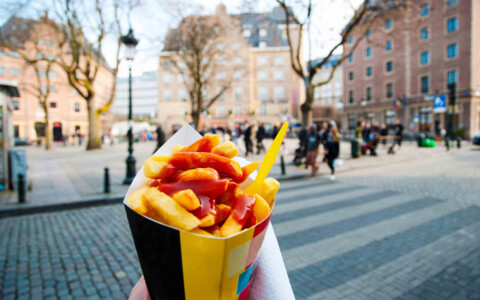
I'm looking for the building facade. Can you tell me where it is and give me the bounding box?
[113,71,158,119]
[311,55,343,123]
[0,16,114,142]
[157,5,303,130]
[342,0,480,138]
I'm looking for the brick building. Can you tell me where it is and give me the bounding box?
[157,5,303,130]
[0,16,114,143]
[341,0,480,138]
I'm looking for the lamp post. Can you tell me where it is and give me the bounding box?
[122,28,139,185]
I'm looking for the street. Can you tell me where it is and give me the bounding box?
[1,144,479,299]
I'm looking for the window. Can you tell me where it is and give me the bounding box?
[10,68,19,75]
[233,70,243,80]
[348,90,354,103]
[216,43,225,51]
[49,41,56,47]
[257,56,267,65]
[234,56,242,65]
[40,85,47,93]
[216,71,226,80]
[446,0,458,7]
[348,114,355,130]
[38,39,45,46]
[274,70,283,80]
[74,103,80,112]
[243,29,251,37]
[0,50,5,57]
[38,70,46,77]
[50,86,56,93]
[10,50,19,58]
[365,47,372,58]
[0,66,5,74]
[217,56,225,65]
[447,17,458,32]
[314,87,320,99]
[420,50,430,65]
[366,28,371,38]
[164,74,172,83]
[365,66,372,77]
[274,86,284,99]
[178,61,186,69]
[260,105,267,115]
[50,102,57,108]
[178,74,184,83]
[235,105,243,116]
[348,71,354,81]
[257,70,267,81]
[258,86,268,100]
[179,89,187,101]
[386,83,393,98]
[447,43,457,58]
[216,87,225,100]
[201,58,209,66]
[49,70,56,78]
[348,53,354,63]
[385,18,393,30]
[385,110,396,127]
[259,41,268,48]
[386,61,393,72]
[447,70,457,87]
[232,43,239,50]
[164,89,172,101]
[366,87,372,101]
[13,100,19,110]
[37,53,44,59]
[348,35,354,44]
[386,40,393,51]
[420,27,429,40]
[274,56,283,65]
[259,28,267,37]
[421,76,430,94]
[420,4,430,17]
[235,86,242,100]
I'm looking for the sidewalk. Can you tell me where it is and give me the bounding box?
[0,138,472,212]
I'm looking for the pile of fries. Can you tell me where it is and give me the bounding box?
[127,134,279,237]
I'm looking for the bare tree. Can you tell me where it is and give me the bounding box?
[276,0,413,126]
[161,5,241,128]
[51,0,129,150]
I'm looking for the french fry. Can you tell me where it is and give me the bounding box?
[144,155,170,178]
[172,144,186,154]
[127,187,149,215]
[175,168,220,181]
[191,228,212,236]
[241,161,261,182]
[261,178,280,207]
[216,204,232,224]
[212,141,239,158]
[199,213,216,228]
[144,187,200,231]
[219,214,243,237]
[171,189,201,211]
[253,194,270,223]
[182,135,220,153]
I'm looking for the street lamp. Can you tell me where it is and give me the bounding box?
[122,28,139,185]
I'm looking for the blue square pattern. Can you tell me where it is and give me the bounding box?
[236,262,256,295]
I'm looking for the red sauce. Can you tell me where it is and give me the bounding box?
[232,194,255,225]
[157,180,228,199]
[191,195,216,219]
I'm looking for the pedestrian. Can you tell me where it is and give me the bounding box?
[354,121,363,141]
[325,121,341,180]
[272,122,280,139]
[256,122,266,154]
[394,119,404,148]
[303,124,321,177]
[319,121,329,163]
[367,124,379,156]
[434,120,441,142]
[380,124,388,146]
[362,122,371,144]
[243,121,253,157]
[232,123,242,146]
[153,124,165,154]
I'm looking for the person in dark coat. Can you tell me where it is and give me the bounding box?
[153,124,165,154]
[394,119,404,148]
[325,121,341,180]
[243,121,253,157]
[255,122,266,154]
[302,124,321,177]
[380,124,388,145]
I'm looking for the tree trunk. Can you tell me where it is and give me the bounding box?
[191,109,200,130]
[44,106,52,150]
[86,100,102,150]
[301,79,314,126]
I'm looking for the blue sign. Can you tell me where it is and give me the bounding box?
[433,95,447,113]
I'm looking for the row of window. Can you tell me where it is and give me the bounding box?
[0,49,19,58]
[0,66,19,75]
[163,85,286,101]
[347,70,458,103]
[12,101,81,112]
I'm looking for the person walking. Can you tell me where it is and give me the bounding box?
[380,124,388,146]
[302,124,321,177]
[325,121,341,180]
[394,119,404,148]
[256,122,266,154]
[243,121,253,157]
[153,124,165,154]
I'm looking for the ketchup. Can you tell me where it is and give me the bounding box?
[157,180,228,199]
[191,195,216,219]
[232,194,255,225]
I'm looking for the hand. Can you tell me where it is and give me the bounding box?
[129,276,150,300]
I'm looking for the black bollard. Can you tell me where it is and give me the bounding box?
[456,137,461,149]
[18,174,26,203]
[104,167,110,193]
[280,155,286,175]
[445,136,450,151]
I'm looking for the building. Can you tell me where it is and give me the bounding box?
[341,0,480,138]
[0,16,114,142]
[311,54,343,124]
[157,5,303,130]
[113,71,158,119]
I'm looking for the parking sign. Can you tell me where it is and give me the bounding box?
[433,95,447,113]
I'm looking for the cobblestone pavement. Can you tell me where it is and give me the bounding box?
[1,148,480,299]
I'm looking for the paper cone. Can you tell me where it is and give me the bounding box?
[124,124,273,300]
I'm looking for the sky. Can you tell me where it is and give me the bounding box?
[1,0,363,78]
